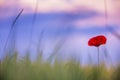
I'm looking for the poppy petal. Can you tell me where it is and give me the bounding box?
[88,35,107,47]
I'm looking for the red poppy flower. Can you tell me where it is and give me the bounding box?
[88,35,107,47]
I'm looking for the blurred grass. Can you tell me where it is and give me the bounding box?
[1,2,120,80]
[0,51,119,80]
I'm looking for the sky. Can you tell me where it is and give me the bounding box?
[0,0,120,65]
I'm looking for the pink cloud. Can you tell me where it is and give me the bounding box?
[0,0,120,26]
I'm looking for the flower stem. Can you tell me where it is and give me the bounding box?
[97,47,100,67]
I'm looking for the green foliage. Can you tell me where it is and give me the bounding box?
[112,65,120,80]
[0,52,118,80]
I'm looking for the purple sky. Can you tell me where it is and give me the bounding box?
[0,0,120,65]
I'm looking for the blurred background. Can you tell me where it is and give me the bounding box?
[0,0,120,66]
[1,0,120,80]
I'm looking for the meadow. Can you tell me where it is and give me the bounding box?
[0,49,120,80]
[1,1,120,80]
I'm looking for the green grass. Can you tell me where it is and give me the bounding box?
[0,51,120,80]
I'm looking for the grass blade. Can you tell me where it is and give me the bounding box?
[1,9,24,59]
